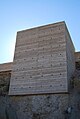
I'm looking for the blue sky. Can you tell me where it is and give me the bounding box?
[0,0,80,63]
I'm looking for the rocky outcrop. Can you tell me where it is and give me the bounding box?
[0,69,80,119]
[0,96,18,119]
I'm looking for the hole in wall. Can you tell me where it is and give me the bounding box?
[51,54,52,57]
[50,85,52,87]
[60,84,62,86]
[30,76,32,78]
[51,64,52,67]
[60,63,62,65]
[51,74,53,76]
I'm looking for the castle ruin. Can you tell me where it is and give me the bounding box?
[0,21,80,119]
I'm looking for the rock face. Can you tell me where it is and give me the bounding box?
[10,94,69,119]
[0,69,80,119]
[0,96,18,119]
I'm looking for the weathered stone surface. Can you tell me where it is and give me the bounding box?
[10,94,68,119]
[75,52,80,70]
[75,52,80,62]
[0,62,12,72]
[0,92,80,119]
[0,71,11,95]
[0,68,80,119]
[0,96,18,119]
[0,104,6,119]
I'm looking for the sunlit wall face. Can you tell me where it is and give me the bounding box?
[9,22,75,95]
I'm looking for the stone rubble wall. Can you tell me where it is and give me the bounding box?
[0,62,12,72]
[0,71,11,95]
[0,70,80,119]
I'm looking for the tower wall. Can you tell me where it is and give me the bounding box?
[65,25,75,89]
[9,22,75,95]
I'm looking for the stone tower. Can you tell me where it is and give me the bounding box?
[9,21,75,95]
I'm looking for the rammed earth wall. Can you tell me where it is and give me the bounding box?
[9,21,75,95]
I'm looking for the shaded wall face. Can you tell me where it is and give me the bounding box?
[9,22,68,95]
[75,52,80,70]
[10,94,69,119]
[0,71,11,95]
[65,27,75,88]
[75,52,80,62]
